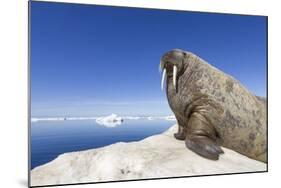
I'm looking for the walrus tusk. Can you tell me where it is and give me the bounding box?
[161,68,166,91]
[173,65,177,88]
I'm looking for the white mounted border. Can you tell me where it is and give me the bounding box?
[1,1,281,188]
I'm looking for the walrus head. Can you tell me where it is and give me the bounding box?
[159,49,189,91]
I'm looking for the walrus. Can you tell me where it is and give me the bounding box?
[160,49,267,162]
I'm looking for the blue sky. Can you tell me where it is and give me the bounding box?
[31,1,267,117]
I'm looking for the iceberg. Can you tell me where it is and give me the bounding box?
[146,115,176,121]
[164,115,176,121]
[31,117,66,122]
[95,114,124,127]
[122,116,141,120]
[31,117,97,122]
[30,115,176,123]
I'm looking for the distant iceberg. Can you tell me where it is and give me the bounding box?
[163,115,176,121]
[31,114,176,123]
[31,117,66,122]
[31,117,96,122]
[122,116,141,120]
[95,114,123,128]
[147,115,176,121]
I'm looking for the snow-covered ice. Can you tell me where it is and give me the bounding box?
[31,124,266,187]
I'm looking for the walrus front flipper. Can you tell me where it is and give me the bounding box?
[185,113,224,160]
[185,136,223,160]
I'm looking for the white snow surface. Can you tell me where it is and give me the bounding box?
[31,124,266,187]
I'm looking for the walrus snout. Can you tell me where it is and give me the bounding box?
[160,49,186,91]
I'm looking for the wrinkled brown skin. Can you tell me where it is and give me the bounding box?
[160,49,267,162]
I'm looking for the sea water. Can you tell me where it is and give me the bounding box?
[31,119,174,169]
